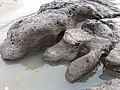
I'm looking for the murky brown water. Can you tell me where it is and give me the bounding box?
[0,0,120,90]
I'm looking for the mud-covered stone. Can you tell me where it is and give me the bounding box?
[105,43,120,72]
[82,18,120,77]
[43,21,112,82]
[82,18,120,43]
[82,18,120,72]
[43,27,111,63]
[0,13,71,60]
[65,37,111,83]
[1,0,120,85]
[44,17,120,83]
[1,0,120,60]
[43,39,80,62]
[43,28,92,63]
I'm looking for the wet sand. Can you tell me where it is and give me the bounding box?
[0,0,120,90]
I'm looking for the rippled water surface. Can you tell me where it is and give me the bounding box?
[0,0,120,90]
